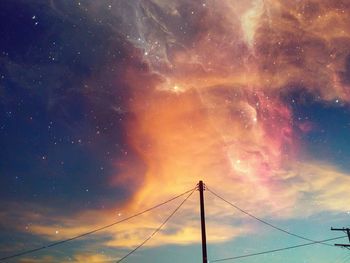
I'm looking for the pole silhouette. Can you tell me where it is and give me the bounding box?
[331,227,350,247]
[199,180,208,263]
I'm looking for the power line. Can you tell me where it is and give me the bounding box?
[116,187,196,262]
[210,236,347,262]
[0,187,196,262]
[206,186,333,247]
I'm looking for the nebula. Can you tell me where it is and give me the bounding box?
[27,0,350,244]
[2,0,350,262]
[118,0,350,214]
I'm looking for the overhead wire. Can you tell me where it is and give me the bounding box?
[206,186,333,247]
[2,183,346,262]
[0,187,196,262]
[116,187,196,262]
[210,236,347,262]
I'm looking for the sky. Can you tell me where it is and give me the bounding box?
[1,0,350,262]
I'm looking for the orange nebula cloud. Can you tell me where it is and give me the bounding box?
[113,0,350,245]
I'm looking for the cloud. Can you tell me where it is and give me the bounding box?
[65,253,113,263]
[3,159,350,255]
[19,255,58,263]
[3,0,350,261]
[19,253,112,263]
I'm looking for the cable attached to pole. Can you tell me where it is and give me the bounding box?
[0,187,196,262]
[210,236,347,262]
[206,186,333,247]
[116,187,196,262]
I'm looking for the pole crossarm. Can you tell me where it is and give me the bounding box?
[331,227,350,247]
[334,244,350,247]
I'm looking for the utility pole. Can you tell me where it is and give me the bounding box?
[198,180,208,263]
[331,227,350,247]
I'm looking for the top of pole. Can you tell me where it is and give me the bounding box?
[199,180,205,190]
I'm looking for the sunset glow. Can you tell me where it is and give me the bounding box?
[1,0,350,262]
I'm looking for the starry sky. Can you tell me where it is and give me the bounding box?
[1,0,350,262]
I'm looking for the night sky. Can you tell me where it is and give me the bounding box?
[1,0,350,262]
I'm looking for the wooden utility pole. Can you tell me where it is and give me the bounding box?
[199,180,208,263]
[331,227,350,247]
